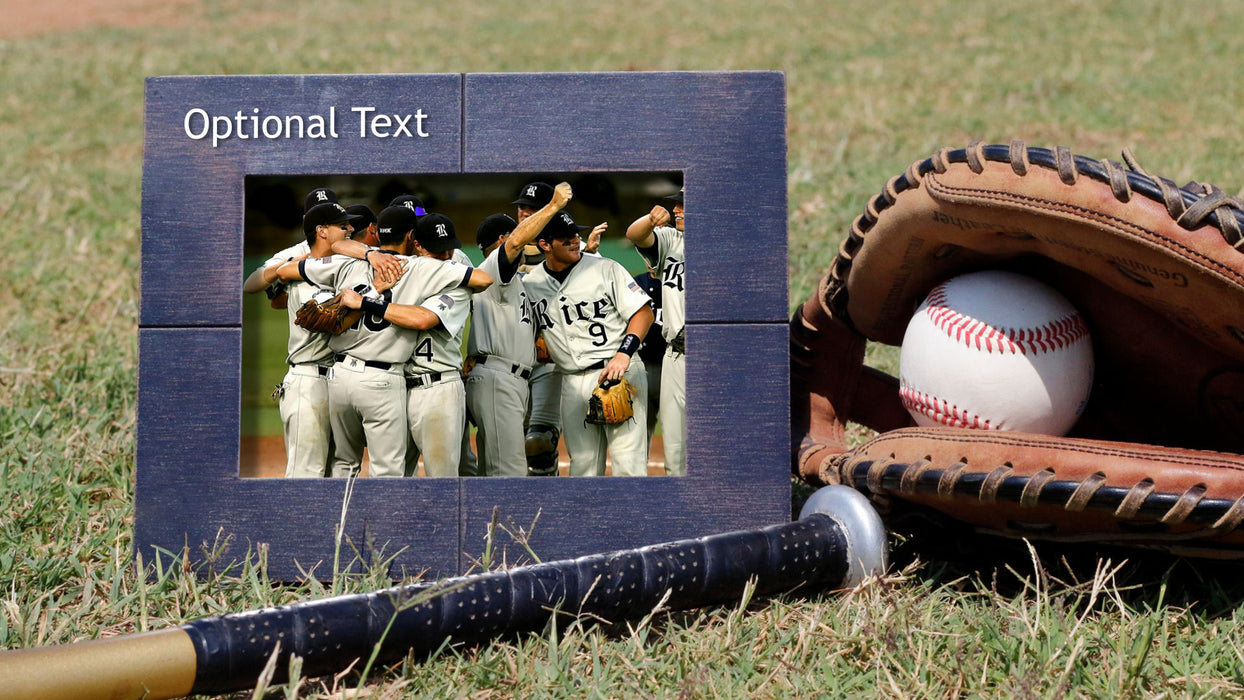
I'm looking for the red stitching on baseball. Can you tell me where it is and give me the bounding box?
[924,283,1088,355]
[899,385,994,430]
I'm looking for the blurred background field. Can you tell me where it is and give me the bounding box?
[5,0,1244,697]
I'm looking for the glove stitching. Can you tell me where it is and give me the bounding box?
[1115,479,1156,519]
[924,176,1244,287]
[842,454,1244,535]
[863,428,1244,469]
[1020,468,1056,507]
[1161,484,1207,525]
[979,464,1013,504]
[840,452,1244,534]
[1065,472,1107,512]
[826,142,1244,322]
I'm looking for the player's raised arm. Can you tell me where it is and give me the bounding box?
[502,182,573,262]
[598,304,654,384]
[625,205,670,249]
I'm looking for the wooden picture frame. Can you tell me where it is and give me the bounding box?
[138,71,789,580]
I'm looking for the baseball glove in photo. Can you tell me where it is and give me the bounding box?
[792,141,1244,557]
[585,378,639,425]
[294,291,353,335]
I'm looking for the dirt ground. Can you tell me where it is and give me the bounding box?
[0,0,195,39]
[241,435,668,478]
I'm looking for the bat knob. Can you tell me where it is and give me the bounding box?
[799,485,888,586]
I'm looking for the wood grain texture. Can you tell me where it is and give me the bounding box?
[139,73,789,580]
[136,328,462,578]
[142,74,464,328]
[464,71,788,324]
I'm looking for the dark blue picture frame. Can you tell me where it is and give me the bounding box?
[138,72,789,580]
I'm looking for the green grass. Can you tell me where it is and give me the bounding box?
[5,0,1244,696]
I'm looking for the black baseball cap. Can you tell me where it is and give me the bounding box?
[476,213,518,251]
[376,206,419,245]
[303,202,362,236]
[512,181,554,208]
[536,210,589,243]
[303,187,338,213]
[416,213,462,253]
[665,188,684,204]
[344,204,376,232]
[390,194,427,216]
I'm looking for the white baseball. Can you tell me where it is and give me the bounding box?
[898,270,1093,436]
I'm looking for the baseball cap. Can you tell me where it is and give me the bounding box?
[476,213,518,251]
[415,213,462,253]
[665,188,684,204]
[512,181,554,208]
[536,210,589,243]
[390,194,427,216]
[303,202,362,236]
[376,206,419,245]
[344,204,376,232]
[303,187,338,213]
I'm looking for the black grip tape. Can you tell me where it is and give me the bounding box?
[184,514,850,693]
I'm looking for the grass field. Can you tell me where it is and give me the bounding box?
[5,0,1244,697]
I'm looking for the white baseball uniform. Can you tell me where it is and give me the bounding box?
[524,240,601,442]
[400,249,480,478]
[257,241,332,478]
[301,253,474,478]
[405,279,473,478]
[465,246,536,476]
[523,255,652,477]
[452,248,481,478]
[638,226,687,476]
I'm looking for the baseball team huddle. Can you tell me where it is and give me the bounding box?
[243,180,687,479]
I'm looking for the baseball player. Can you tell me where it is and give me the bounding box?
[345,204,378,247]
[512,182,565,475]
[390,193,427,216]
[386,191,482,476]
[511,181,605,476]
[466,182,575,476]
[242,186,338,309]
[398,213,480,477]
[278,206,486,478]
[523,210,655,477]
[245,200,359,478]
[389,193,483,477]
[632,264,666,452]
[625,189,687,476]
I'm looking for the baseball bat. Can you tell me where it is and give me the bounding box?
[0,486,886,699]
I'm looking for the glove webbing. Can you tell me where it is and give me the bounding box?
[835,452,1244,534]
[826,140,1244,324]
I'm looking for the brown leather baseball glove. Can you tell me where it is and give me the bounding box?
[294,291,353,335]
[585,378,639,426]
[792,141,1244,557]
